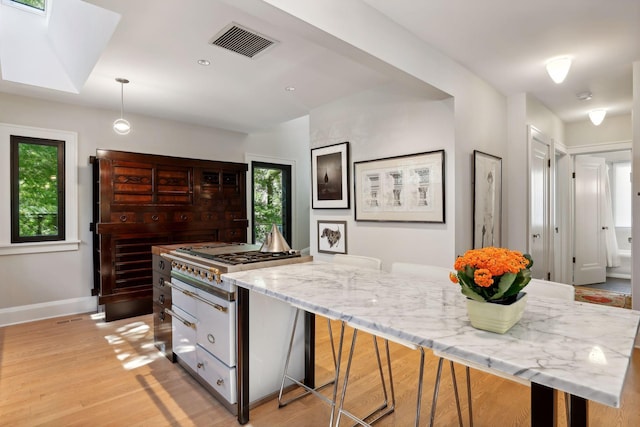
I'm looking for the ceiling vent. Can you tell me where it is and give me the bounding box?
[210,23,278,59]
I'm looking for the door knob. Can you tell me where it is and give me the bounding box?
[532,233,540,239]
[602,226,609,230]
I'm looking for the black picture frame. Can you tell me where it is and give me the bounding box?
[317,220,347,254]
[311,142,350,209]
[473,150,502,248]
[354,150,445,223]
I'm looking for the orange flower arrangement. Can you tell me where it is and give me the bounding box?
[450,247,533,303]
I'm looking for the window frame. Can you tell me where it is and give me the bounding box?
[10,135,65,243]
[0,123,78,255]
[2,0,47,15]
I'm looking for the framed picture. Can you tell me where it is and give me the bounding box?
[317,220,347,254]
[354,150,445,223]
[473,150,502,248]
[311,142,350,209]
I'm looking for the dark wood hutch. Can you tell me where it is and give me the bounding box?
[91,149,248,321]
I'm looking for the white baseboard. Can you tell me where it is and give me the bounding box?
[0,296,97,327]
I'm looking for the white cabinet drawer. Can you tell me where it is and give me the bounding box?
[171,306,197,371]
[171,279,198,314]
[196,290,236,367]
[197,345,237,404]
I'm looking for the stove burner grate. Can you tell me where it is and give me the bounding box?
[175,248,301,265]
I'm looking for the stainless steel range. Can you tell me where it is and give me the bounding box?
[159,242,311,417]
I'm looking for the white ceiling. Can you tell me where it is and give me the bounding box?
[364,0,639,123]
[0,0,638,133]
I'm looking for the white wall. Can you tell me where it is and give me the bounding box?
[565,114,632,146]
[243,116,311,251]
[526,95,565,144]
[247,0,509,262]
[0,92,310,325]
[309,85,455,270]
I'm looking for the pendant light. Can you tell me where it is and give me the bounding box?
[588,109,607,126]
[545,57,572,84]
[113,77,131,135]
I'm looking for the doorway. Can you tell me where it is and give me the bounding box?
[573,150,632,292]
[529,127,551,280]
[251,161,292,245]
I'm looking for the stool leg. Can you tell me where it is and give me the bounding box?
[429,357,445,427]
[278,308,301,406]
[449,361,464,427]
[278,310,342,426]
[466,366,473,427]
[328,321,345,427]
[335,329,359,427]
[415,348,425,427]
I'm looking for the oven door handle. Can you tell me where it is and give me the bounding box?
[164,308,196,329]
[166,281,229,314]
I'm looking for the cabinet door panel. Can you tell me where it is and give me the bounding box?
[196,294,236,367]
[196,345,237,404]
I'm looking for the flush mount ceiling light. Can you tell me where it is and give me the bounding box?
[197,59,211,66]
[113,77,131,135]
[545,56,572,84]
[588,109,607,126]
[284,86,295,92]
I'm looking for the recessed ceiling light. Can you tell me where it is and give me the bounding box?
[285,86,295,92]
[197,59,211,66]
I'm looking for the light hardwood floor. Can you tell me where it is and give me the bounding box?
[0,313,638,426]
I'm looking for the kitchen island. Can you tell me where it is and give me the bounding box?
[223,261,640,426]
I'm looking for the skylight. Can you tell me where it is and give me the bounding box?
[6,0,45,13]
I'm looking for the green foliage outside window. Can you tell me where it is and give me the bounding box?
[12,0,45,11]
[15,141,61,238]
[253,167,284,243]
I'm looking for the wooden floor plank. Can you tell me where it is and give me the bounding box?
[0,313,637,426]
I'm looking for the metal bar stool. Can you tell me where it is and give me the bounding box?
[278,254,383,426]
[335,323,426,427]
[278,305,345,426]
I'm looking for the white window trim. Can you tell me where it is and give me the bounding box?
[0,123,79,255]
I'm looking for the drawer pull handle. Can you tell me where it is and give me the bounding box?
[207,334,215,344]
[181,214,188,221]
[166,281,229,313]
[159,295,165,304]
[197,362,204,369]
[119,215,127,222]
[164,308,196,329]
[216,379,224,386]
[152,214,159,221]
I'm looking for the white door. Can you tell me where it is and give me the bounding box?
[573,155,607,285]
[530,135,550,279]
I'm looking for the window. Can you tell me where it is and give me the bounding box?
[4,0,46,13]
[1,123,78,255]
[11,136,65,242]
[252,162,292,245]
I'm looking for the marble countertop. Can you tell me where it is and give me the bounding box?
[223,261,640,408]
